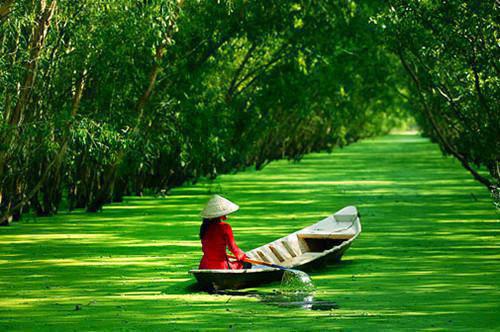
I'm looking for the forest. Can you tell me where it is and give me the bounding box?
[0,0,498,225]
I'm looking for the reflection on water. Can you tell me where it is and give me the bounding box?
[213,289,338,311]
[260,291,339,311]
[257,270,338,310]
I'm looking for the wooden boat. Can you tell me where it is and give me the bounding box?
[189,206,362,290]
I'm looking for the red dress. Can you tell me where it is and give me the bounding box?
[199,222,246,269]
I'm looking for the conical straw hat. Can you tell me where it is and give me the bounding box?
[201,195,239,219]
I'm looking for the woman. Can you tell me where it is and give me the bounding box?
[198,195,247,270]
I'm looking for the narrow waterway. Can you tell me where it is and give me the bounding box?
[1,134,498,331]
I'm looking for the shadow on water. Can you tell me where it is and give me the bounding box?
[1,135,498,330]
[184,267,325,310]
[260,292,339,311]
[213,289,339,311]
[185,267,336,311]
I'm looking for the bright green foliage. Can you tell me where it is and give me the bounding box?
[0,135,498,330]
[0,1,410,221]
[377,1,499,197]
[1,1,497,222]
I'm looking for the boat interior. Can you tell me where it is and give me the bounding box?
[246,211,361,268]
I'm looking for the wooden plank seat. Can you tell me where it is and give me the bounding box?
[268,245,284,262]
[282,252,324,268]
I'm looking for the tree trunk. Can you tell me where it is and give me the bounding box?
[398,50,494,191]
[0,1,58,225]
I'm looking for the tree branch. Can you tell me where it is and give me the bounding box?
[226,42,257,102]
[398,49,494,191]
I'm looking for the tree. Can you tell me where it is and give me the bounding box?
[0,1,425,224]
[378,1,499,205]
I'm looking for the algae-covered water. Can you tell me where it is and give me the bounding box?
[0,134,498,330]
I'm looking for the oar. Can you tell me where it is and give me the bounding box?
[228,255,314,290]
[227,254,291,271]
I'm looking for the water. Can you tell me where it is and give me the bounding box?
[215,290,339,311]
[259,270,337,310]
[212,270,338,311]
[280,269,314,293]
[260,292,339,310]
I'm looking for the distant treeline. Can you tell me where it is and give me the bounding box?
[0,1,497,224]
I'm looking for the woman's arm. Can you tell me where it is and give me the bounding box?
[223,223,246,260]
